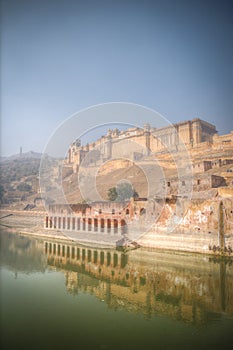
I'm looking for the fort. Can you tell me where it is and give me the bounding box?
[2,117,232,254]
[64,117,233,173]
[41,117,233,252]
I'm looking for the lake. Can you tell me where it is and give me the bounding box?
[1,231,233,350]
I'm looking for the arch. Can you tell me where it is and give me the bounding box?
[100,251,104,265]
[94,218,98,232]
[100,218,105,233]
[88,218,92,231]
[62,245,65,257]
[114,219,118,234]
[140,208,146,216]
[82,249,86,261]
[67,246,70,258]
[107,252,111,266]
[72,217,75,230]
[88,249,92,262]
[94,250,98,263]
[107,218,111,233]
[82,218,86,231]
[77,218,80,230]
[45,216,49,228]
[77,247,80,260]
[58,217,61,229]
[113,253,118,267]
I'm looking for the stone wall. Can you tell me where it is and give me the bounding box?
[165,174,226,196]
[65,118,218,170]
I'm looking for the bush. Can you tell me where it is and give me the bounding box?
[107,183,139,201]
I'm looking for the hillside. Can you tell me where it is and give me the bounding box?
[0,153,58,209]
[1,143,233,210]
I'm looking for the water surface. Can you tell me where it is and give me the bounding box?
[1,231,233,350]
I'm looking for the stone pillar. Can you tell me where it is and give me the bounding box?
[70,217,73,231]
[110,219,114,235]
[118,219,122,235]
[97,219,101,233]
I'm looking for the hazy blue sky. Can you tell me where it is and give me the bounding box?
[1,0,233,156]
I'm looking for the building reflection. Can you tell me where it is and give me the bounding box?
[44,239,233,324]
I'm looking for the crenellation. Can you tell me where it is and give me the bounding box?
[65,118,220,172]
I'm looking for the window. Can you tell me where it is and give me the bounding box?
[167,181,170,187]
[197,179,200,185]
[182,181,185,186]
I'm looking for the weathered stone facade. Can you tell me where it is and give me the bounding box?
[165,174,226,197]
[192,159,233,173]
[66,118,218,172]
[45,198,149,235]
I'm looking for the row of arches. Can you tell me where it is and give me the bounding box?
[44,242,127,268]
[45,215,127,235]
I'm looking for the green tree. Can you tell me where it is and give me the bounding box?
[107,183,139,202]
[107,187,118,201]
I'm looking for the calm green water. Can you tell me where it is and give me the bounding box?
[1,231,233,350]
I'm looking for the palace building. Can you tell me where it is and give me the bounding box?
[65,118,219,173]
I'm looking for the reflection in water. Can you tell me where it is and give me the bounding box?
[0,231,47,274]
[44,240,233,325]
[1,231,233,350]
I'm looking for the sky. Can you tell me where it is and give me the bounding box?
[1,0,233,156]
